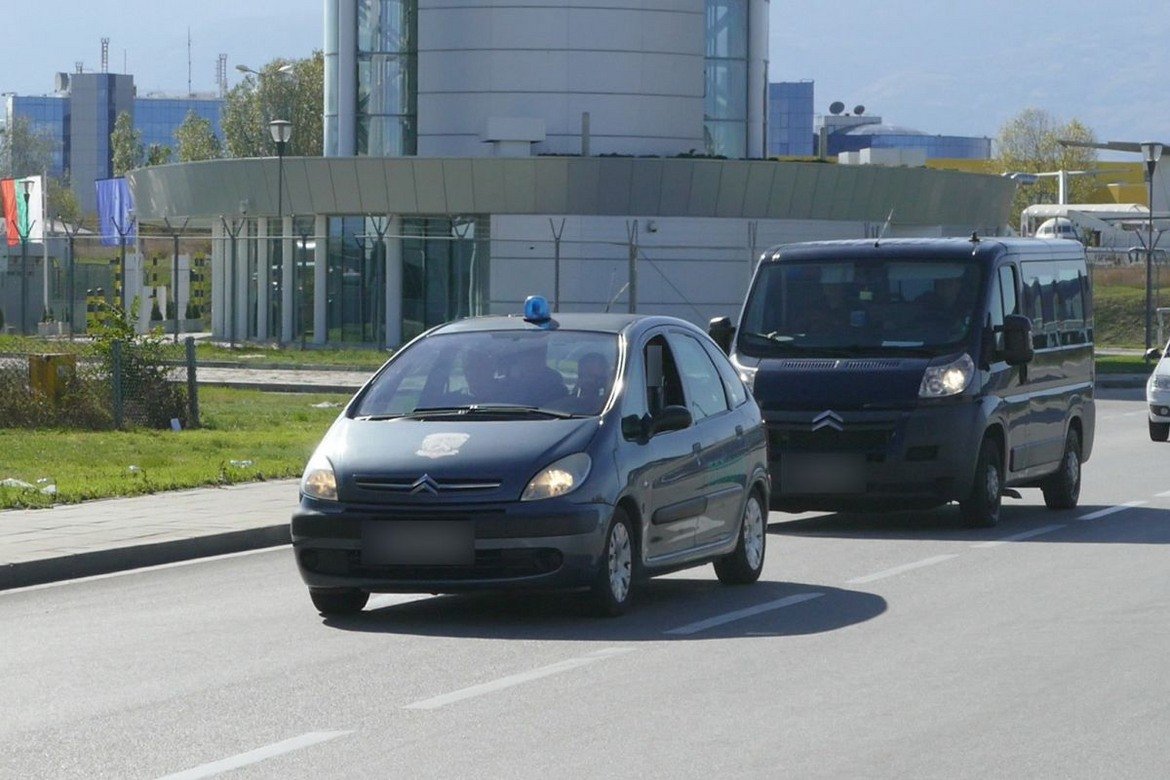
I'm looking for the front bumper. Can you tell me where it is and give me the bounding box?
[1148,387,1170,421]
[291,498,611,593]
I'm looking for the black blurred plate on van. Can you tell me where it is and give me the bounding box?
[779,453,865,494]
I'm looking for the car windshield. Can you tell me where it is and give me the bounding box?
[737,258,984,357]
[352,329,620,418]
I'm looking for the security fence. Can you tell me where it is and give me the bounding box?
[0,328,199,431]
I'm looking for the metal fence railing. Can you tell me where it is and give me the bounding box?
[0,332,199,430]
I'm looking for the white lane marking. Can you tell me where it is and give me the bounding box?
[157,731,350,780]
[405,647,634,711]
[1157,490,1170,498]
[366,593,434,610]
[972,524,1066,548]
[846,554,958,585]
[0,545,291,596]
[663,592,824,636]
[1078,501,1147,521]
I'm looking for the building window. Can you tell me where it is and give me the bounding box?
[704,0,748,158]
[357,0,417,156]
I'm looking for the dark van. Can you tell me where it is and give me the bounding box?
[709,236,1095,527]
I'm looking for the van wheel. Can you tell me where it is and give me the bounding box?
[1041,429,1081,509]
[589,508,637,617]
[309,588,369,616]
[715,491,767,584]
[960,437,1003,528]
[1150,420,1169,442]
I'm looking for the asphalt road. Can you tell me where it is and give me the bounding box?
[2,389,1167,779]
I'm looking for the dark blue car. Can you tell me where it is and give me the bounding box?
[292,297,770,616]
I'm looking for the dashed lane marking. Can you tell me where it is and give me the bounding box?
[663,592,825,636]
[156,731,350,780]
[972,524,1066,548]
[846,554,959,585]
[1078,501,1147,521]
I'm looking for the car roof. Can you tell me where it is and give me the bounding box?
[428,312,703,338]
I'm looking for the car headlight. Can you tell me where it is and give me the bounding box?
[1150,375,1170,391]
[919,353,975,398]
[521,453,591,501]
[301,452,338,501]
[731,355,758,393]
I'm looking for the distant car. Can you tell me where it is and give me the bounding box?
[1146,339,1170,441]
[291,296,770,617]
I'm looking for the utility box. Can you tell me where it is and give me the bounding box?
[28,353,77,400]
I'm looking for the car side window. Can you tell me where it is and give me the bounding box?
[643,333,687,417]
[667,333,730,421]
[700,338,748,407]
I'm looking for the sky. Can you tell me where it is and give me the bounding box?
[4,1,1170,155]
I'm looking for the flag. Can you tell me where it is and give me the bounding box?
[1,176,44,247]
[95,177,136,247]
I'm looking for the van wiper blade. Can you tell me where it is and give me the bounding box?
[741,330,798,345]
[404,404,580,420]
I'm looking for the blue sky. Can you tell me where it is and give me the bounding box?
[5,1,1169,151]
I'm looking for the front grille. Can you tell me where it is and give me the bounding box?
[353,476,503,493]
[769,425,892,452]
[770,358,903,371]
[303,547,563,580]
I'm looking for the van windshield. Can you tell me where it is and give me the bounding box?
[737,259,983,357]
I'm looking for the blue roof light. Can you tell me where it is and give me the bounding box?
[523,295,551,323]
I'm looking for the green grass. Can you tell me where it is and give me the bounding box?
[0,387,350,510]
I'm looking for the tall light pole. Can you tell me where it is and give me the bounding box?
[269,119,292,343]
[19,179,32,335]
[1142,142,1163,359]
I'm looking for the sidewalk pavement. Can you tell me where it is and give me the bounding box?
[196,365,370,393]
[0,480,299,590]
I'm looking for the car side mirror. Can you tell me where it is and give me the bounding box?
[1002,314,1034,366]
[648,405,692,436]
[708,316,735,354]
[1146,347,1163,361]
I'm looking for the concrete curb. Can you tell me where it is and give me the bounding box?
[0,524,291,591]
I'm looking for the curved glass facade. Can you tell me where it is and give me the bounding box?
[704,0,748,158]
[356,0,417,156]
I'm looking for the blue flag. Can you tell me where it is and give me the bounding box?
[95,177,136,247]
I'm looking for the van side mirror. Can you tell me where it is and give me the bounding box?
[708,316,735,354]
[1002,314,1034,366]
[1146,347,1163,361]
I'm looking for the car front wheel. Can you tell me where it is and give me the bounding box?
[310,588,369,616]
[1150,419,1169,442]
[960,437,1003,528]
[714,491,767,584]
[590,508,636,617]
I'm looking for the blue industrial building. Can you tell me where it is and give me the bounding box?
[767,81,814,157]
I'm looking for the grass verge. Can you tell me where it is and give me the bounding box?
[0,387,350,510]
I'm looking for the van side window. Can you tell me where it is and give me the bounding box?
[1056,264,1088,345]
[1021,261,1056,349]
[988,265,1019,353]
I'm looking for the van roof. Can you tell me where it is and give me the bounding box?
[759,237,1086,265]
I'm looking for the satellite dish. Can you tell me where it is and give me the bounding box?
[854,105,866,116]
[829,101,845,115]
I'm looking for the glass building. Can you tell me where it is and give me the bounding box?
[828,124,991,160]
[4,95,68,177]
[704,0,749,158]
[134,97,223,152]
[767,81,814,157]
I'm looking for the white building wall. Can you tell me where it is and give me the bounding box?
[416,1,708,157]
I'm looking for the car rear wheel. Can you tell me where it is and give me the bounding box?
[1150,419,1169,442]
[714,491,767,584]
[1042,429,1081,509]
[310,588,369,616]
[590,508,636,617]
[960,437,1003,528]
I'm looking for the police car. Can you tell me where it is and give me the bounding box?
[292,296,770,616]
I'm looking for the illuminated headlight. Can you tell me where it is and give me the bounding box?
[731,355,758,392]
[1150,375,1170,391]
[522,453,591,501]
[300,452,338,501]
[919,353,975,398]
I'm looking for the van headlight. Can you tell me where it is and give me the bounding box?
[522,453,591,501]
[919,353,975,398]
[731,355,758,392]
[301,452,338,501]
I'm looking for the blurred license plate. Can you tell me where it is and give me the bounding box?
[362,521,474,565]
[780,453,865,494]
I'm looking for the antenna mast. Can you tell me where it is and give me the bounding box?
[101,37,109,73]
[187,28,192,96]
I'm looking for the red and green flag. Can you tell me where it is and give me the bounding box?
[1,176,44,247]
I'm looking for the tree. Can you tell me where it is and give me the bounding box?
[111,111,144,176]
[175,110,222,162]
[995,108,1099,228]
[46,178,80,225]
[145,143,173,166]
[0,115,55,179]
[222,51,324,158]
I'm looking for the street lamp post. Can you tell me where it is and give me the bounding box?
[18,180,32,335]
[269,119,292,343]
[1142,142,1163,359]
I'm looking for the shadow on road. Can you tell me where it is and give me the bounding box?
[323,579,886,640]
[769,502,1170,544]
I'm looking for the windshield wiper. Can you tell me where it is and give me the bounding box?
[741,330,797,345]
[404,404,580,420]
